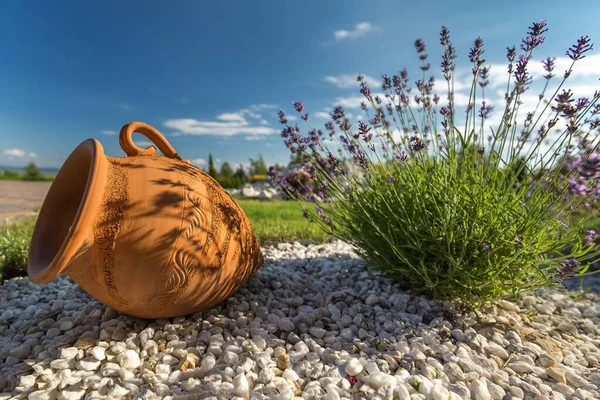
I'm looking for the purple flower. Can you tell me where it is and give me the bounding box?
[528,19,548,37]
[302,209,309,219]
[506,46,517,62]
[558,257,580,277]
[278,110,288,125]
[469,37,485,66]
[514,54,532,91]
[387,175,394,184]
[585,230,598,245]
[358,121,371,136]
[576,97,590,112]
[506,46,517,75]
[330,106,345,121]
[410,136,426,152]
[440,25,450,46]
[315,206,332,225]
[381,74,392,91]
[360,102,367,111]
[566,36,594,61]
[396,152,407,161]
[542,57,556,80]
[478,66,490,88]
[339,118,351,131]
[441,44,456,81]
[479,101,493,119]
[354,149,370,170]
[482,243,491,251]
[301,113,309,121]
[514,235,522,244]
[414,39,427,60]
[360,84,372,99]
[293,101,304,113]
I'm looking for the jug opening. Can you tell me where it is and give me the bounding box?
[28,139,107,283]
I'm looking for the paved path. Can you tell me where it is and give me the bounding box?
[0,181,52,226]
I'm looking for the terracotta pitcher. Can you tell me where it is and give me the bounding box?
[27,121,264,319]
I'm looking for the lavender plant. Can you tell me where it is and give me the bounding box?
[269,21,600,304]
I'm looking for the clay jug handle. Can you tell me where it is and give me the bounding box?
[119,121,188,162]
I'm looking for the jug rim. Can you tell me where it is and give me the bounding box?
[27,138,108,283]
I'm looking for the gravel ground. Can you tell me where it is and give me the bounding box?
[1,240,600,400]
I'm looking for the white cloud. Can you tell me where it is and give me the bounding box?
[315,111,331,119]
[164,106,279,137]
[248,104,276,112]
[135,140,154,148]
[452,92,476,107]
[260,119,269,125]
[245,136,266,141]
[4,149,26,157]
[286,115,297,121]
[334,22,374,41]
[218,112,247,122]
[191,158,206,167]
[102,130,118,135]
[325,74,379,89]
[332,96,364,109]
[463,53,600,91]
[1,149,37,160]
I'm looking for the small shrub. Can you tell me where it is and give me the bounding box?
[269,21,600,305]
[0,218,35,280]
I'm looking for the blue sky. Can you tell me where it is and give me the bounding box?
[1,0,599,170]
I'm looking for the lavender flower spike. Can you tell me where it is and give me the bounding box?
[293,101,304,113]
[585,230,598,245]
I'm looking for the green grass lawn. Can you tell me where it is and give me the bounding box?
[234,197,329,244]
[0,198,329,280]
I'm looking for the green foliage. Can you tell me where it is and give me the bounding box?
[219,162,234,179]
[0,218,35,280]
[0,169,22,180]
[249,154,268,176]
[330,151,596,302]
[22,162,43,181]
[274,21,600,306]
[208,154,218,179]
[0,165,54,181]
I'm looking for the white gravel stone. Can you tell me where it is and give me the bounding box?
[1,240,599,399]
[75,357,100,371]
[470,378,492,400]
[233,372,249,397]
[57,385,86,400]
[345,358,363,376]
[89,346,105,361]
[117,349,141,369]
[58,347,79,360]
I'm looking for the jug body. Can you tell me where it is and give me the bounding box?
[27,122,263,318]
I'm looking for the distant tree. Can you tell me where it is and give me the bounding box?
[219,162,234,180]
[233,164,248,187]
[22,162,43,181]
[215,162,237,188]
[208,154,217,178]
[249,154,267,176]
